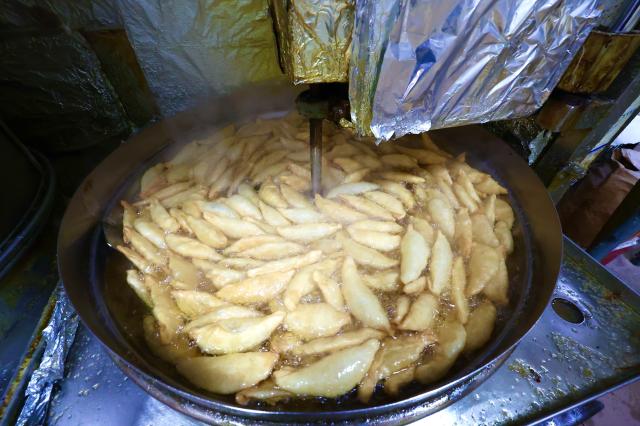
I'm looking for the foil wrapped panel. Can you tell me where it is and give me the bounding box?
[351,0,602,140]
[0,31,130,151]
[34,0,121,29]
[348,0,400,136]
[117,0,285,117]
[83,29,159,127]
[0,0,121,29]
[271,0,355,84]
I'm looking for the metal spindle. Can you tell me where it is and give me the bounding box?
[309,118,323,196]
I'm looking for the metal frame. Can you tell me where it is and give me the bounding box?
[545,71,640,203]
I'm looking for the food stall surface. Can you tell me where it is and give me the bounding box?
[33,237,640,425]
[0,125,638,425]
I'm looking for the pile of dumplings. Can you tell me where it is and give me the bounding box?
[117,112,516,405]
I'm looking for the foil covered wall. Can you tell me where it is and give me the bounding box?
[42,0,121,28]
[83,29,159,127]
[351,0,602,140]
[0,30,130,151]
[116,0,285,117]
[270,0,355,84]
[0,0,120,29]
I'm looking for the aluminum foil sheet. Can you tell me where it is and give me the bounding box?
[44,0,121,28]
[0,0,121,29]
[270,0,355,84]
[116,0,285,117]
[0,30,130,151]
[349,0,400,136]
[352,0,602,140]
[16,285,78,426]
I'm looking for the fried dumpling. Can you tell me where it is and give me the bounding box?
[429,231,452,295]
[273,339,380,397]
[399,293,438,331]
[189,311,285,354]
[358,333,434,401]
[464,301,497,353]
[400,224,429,284]
[415,321,466,384]
[466,244,501,296]
[172,290,226,318]
[215,270,294,304]
[341,257,391,332]
[285,303,351,340]
[177,352,278,394]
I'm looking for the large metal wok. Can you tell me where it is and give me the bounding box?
[57,85,562,423]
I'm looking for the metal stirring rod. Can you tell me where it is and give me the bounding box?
[309,118,322,196]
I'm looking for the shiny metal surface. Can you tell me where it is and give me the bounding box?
[269,0,354,84]
[309,118,323,196]
[350,0,601,140]
[57,85,561,421]
[47,238,640,425]
[547,64,640,203]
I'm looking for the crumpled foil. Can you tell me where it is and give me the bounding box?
[117,0,285,117]
[349,0,400,136]
[16,285,79,426]
[41,0,121,29]
[351,0,602,140]
[83,29,159,127]
[0,0,121,29]
[0,30,130,151]
[270,0,354,84]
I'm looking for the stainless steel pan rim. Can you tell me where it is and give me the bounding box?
[58,85,562,422]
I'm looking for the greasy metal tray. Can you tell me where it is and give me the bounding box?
[43,237,640,425]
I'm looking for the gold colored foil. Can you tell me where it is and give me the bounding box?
[558,30,640,94]
[270,0,354,84]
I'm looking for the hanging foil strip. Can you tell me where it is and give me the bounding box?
[348,0,400,136]
[269,0,354,84]
[351,0,602,140]
[16,286,79,426]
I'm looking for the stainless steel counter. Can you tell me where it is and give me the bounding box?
[38,237,640,425]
